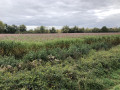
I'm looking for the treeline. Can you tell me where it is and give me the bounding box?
[29,26,120,33]
[0,21,26,33]
[28,26,57,33]
[0,21,57,34]
[61,26,120,33]
[0,20,120,34]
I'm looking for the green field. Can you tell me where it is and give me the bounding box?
[0,34,120,90]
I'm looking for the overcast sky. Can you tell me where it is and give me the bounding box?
[0,0,120,29]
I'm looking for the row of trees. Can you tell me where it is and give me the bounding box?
[61,25,120,33]
[0,21,26,33]
[28,26,56,33]
[0,21,57,33]
[0,20,120,34]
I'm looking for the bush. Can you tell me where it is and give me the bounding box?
[0,56,20,67]
[23,49,48,62]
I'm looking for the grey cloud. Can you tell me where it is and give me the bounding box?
[0,0,120,28]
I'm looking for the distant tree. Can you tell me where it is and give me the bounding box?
[50,27,56,33]
[40,26,46,33]
[101,26,108,32]
[84,28,92,33]
[61,25,69,33]
[71,26,79,33]
[7,25,13,33]
[34,26,46,33]
[78,27,84,33]
[8,25,18,33]
[117,27,120,32]
[68,26,75,33]
[92,27,100,33]
[112,27,120,32]
[0,21,5,33]
[68,28,74,33]
[11,25,18,33]
[34,27,41,33]
[19,24,26,32]
[27,29,34,33]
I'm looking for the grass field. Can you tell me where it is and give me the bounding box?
[0,33,120,90]
[0,33,120,42]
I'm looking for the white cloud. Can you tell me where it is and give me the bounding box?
[94,8,120,20]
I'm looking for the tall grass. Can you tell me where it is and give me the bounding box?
[1,35,120,59]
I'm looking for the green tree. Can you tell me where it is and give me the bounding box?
[92,27,100,33]
[50,27,56,33]
[34,26,46,33]
[40,26,46,33]
[11,25,18,33]
[61,25,69,33]
[71,26,79,33]
[101,26,108,32]
[0,21,5,33]
[79,27,84,33]
[5,25,18,33]
[19,24,26,32]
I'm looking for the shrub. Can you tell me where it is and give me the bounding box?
[0,56,19,67]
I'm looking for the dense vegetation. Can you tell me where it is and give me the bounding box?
[0,20,120,34]
[0,35,120,89]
